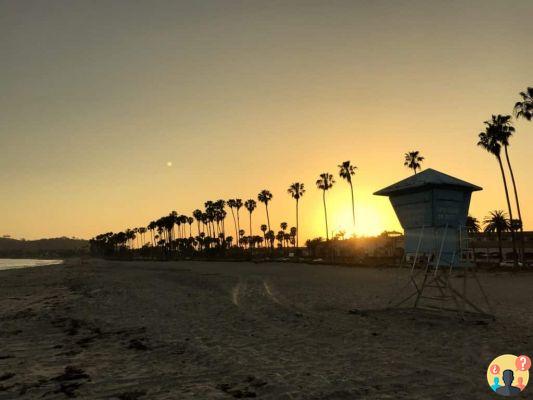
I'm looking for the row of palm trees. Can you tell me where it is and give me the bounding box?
[90,160,360,257]
[476,87,532,264]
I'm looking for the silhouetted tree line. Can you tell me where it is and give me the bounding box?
[90,159,362,259]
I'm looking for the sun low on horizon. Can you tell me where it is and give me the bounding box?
[1,0,532,242]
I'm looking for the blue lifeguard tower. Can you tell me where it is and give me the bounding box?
[374,169,492,316]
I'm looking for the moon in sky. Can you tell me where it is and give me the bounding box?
[166,161,172,167]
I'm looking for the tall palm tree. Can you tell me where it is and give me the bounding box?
[478,124,518,264]
[227,199,242,247]
[483,210,511,262]
[490,114,525,260]
[404,151,424,174]
[287,182,305,248]
[234,199,243,245]
[338,161,357,229]
[227,200,238,246]
[514,87,533,121]
[316,173,335,240]
[257,190,273,231]
[244,199,257,237]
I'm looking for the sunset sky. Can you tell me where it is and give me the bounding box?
[1,0,532,241]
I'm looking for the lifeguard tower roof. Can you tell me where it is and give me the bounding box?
[373,168,482,196]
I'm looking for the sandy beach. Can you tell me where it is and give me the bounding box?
[1,259,532,399]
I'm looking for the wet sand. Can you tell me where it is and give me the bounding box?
[1,259,532,399]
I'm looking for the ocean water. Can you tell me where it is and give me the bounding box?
[0,259,63,271]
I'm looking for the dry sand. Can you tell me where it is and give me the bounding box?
[1,259,532,399]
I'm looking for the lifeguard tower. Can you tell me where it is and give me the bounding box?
[374,169,492,316]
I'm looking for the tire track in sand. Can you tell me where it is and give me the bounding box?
[231,279,247,306]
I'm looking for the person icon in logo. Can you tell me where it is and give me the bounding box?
[491,377,501,392]
[496,370,522,397]
[516,377,525,391]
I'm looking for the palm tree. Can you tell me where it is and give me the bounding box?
[478,123,518,264]
[227,200,238,246]
[490,114,525,260]
[466,215,480,234]
[227,199,242,247]
[316,173,335,240]
[238,229,245,248]
[338,161,357,229]
[234,199,242,244]
[244,199,257,238]
[287,182,305,248]
[265,230,275,249]
[289,227,297,248]
[404,151,424,174]
[125,228,136,249]
[147,221,157,246]
[514,87,533,121]
[214,200,226,238]
[257,190,273,231]
[187,217,194,238]
[276,231,284,248]
[280,222,288,250]
[193,209,203,236]
[138,227,147,247]
[483,210,511,262]
[260,224,268,247]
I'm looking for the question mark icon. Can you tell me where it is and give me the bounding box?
[515,355,532,371]
[491,364,500,374]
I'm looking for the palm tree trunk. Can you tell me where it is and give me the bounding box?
[249,212,253,256]
[504,145,525,262]
[236,211,241,244]
[229,208,238,247]
[497,229,503,262]
[322,190,329,240]
[496,155,518,265]
[349,180,355,229]
[296,199,299,249]
[265,205,271,231]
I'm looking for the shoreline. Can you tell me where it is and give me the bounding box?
[0,258,64,271]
